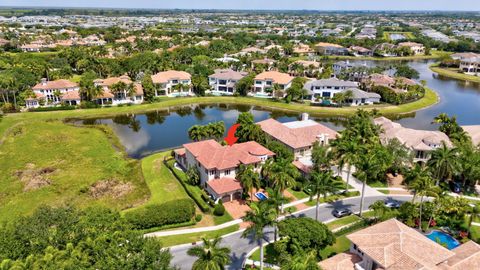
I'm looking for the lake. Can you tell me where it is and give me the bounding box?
[75,60,480,158]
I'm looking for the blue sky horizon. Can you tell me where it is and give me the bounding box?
[1,1,479,11]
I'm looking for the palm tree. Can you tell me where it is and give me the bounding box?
[282,251,320,270]
[332,139,359,193]
[410,175,440,231]
[237,164,260,201]
[369,200,389,222]
[242,201,276,270]
[263,159,300,212]
[307,170,344,221]
[468,204,480,231]
[188,125,202,141]
[406,164,432,202]
[427,142,460,185]
[265,186,288,241]
[187,237,231,270]
[355,149,382,217]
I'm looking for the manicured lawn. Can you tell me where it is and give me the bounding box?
[0,120,149,221]
[325,50,449,61]
[368,181,388,188]
[250,243,279,264]
[287,188,309,200]
[124,151,189,212]
[157,224,240,247]
[327,215,361,231]
[430,64,480,83]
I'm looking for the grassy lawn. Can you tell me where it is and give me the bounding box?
[327,215,361,231]
[319,235,351,259]
[250,243,279,264]
[123,151,189,213]
[430,64,480,83]
[368,181,388,188]
[287,188,309,200]
[157,224,240,247]
[0,121,149,221]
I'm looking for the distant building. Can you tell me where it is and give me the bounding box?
[315,42,349,56]
[398,42,425,55]
[253,71,294,97]
[93,75,144,105]
[151,70,192,97]
[208,69,247,95]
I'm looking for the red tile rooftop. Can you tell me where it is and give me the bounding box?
[207,177,242,195]
[183,139,274,171]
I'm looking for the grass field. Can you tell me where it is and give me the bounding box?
[0,121,149,221]
[430,64,480,83]
[157,224,240,247]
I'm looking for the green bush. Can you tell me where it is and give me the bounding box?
[213,203,225,216]
[195,214,203,222]
[125,199,195,230]
[165,159,211,213]
[28,105,76,112]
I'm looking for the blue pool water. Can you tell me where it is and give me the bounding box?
[255,192,268,201]
[426,231,460,250]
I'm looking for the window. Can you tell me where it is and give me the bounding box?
[266,81,272,86]
[322,92,331,97]
[225,169,230,175]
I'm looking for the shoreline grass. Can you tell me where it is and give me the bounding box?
[430,64,480,83]
[324,50,449,61]
[156,224,240,247]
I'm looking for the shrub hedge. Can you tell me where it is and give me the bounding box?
[214,203,226,216]
[29,105,76,112]
[165,159,211,213]
[125,199,195,230]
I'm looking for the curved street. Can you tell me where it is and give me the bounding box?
[169,194,413,270]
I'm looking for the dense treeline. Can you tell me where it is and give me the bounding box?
[0,206,175,269]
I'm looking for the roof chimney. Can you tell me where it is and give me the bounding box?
[301,112,309,121]
[41,78,47,85]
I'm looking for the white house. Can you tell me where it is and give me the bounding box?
[303,78,357,100]
[151,70,192,97]
[398,42,425,55]
[27,79,80,108]
[93,75,144,105]
[208,69,247,95]
[252,71,294,97]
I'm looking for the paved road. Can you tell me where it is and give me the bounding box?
[169,194,412,270]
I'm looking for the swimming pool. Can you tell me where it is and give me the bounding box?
[255,192,268,201]
[426,230,460,250]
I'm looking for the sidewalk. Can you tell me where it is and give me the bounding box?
[144,219,243,238]
[332,166,384,197]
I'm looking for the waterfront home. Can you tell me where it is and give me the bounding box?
[94,75,144,105]
[208,69,247,95]
[373,43,398,57]
[151,70,192,97]
[458,54,480,76]
[319,218,480,270]
[398,41,425,55]
[303,78,357,100]
[27,79,80,108]
[349,46,373,57]
[174,140,274,202]
[257,113,338,173]
[362,73,417,93]
[332,61,369,81]
[314,42,349,56]
[293,43,315,56]
[375,117,452,164]
[252,71,294,97]
[289,60,323,77]
[251,58,277,71]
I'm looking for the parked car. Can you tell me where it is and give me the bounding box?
[384,199,401,209]
[449,181,462,193]
[332,208,352,218]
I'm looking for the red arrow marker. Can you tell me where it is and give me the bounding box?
[225,123,240,146]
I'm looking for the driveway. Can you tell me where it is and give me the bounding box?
[169,194,412,270]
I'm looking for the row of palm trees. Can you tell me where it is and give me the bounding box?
[188,121,226,142]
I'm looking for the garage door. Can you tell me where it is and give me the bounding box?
[221,195,231,203]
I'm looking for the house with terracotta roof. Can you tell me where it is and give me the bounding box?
[28,79,80,108]
[398,42,425,55]
[314,42,349,56]
[462,125,480,146]
[257,114,338,173]
[208,69,248,95]
[93,75,144,105]
[375,117,452,163]
[293,43,315,56]
[319,218,480,270]
[151,70,192,97]
[253,71,294,97]
[174,139,274,202]
[362,73,417,93]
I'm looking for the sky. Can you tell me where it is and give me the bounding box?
[1,0,479,11]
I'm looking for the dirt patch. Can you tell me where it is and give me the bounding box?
[89,180,133,199]
[14,163,55,191]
